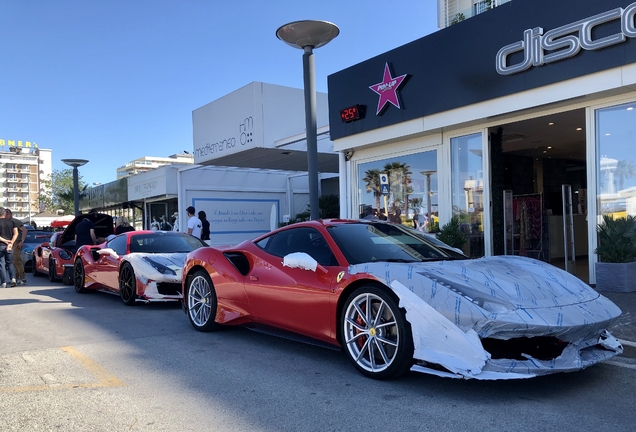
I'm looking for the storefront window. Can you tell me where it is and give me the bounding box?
[357,150,437,231]
[596,102,636,219]
[451,133,484,257]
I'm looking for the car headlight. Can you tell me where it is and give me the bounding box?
[419,270,516,313]
[59,250,72,260]
[142,257,177,276]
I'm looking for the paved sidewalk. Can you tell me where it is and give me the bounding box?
[599,290,636,358]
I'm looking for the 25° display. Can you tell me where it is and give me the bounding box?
[340,105,364,123]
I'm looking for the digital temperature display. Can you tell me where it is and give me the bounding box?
[339,104,364,123]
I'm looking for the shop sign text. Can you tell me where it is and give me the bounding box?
[496,3,636,75]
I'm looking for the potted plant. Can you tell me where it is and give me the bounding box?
[594,214,636,292]
[437,215,467,250]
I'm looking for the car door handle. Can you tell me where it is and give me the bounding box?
[249,275,259,281]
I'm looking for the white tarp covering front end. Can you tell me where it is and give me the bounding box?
[348,255,623,380]
[123,253,188,301]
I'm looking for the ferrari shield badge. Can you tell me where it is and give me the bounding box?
[337,271,345,283]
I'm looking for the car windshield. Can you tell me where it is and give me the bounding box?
[327,222,467,265]
[129,232,207,253]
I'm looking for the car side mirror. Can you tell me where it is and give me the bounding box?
[282,252,318,272]
[41,242,50,248]
[96,248,120,259]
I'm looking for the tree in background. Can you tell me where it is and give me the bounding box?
[615,159,636,191]
[383,161,413,217]
[362,169,383,212]
[38,169,86,214]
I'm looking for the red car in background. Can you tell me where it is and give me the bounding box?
[73,230,207,305]
[32,213,114,284]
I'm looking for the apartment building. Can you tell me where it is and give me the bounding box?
[116,153,194,179]
[438,0,511,28]
[0,146,52,221]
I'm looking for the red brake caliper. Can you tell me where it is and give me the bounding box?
[355,303,367,350]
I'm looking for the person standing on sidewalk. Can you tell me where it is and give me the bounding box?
[186,206,202,239]
[0,207,18,287]
[198,211,210,241]
[5,209,28,285]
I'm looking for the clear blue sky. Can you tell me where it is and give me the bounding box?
[0,0,438,186]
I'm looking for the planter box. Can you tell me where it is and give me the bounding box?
[595,261,636,292]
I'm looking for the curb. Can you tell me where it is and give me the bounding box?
[618,339,636,359]
[619,339,636,348]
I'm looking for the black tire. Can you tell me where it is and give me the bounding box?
[73,258,87,293]
[31,260,41,277]
[119,262,137,306]
[186,270,219,332]
[48,258,58,282]
[340,285,414,380]
[62,267,74,285]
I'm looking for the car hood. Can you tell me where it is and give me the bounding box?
[351,255,598,310]
[59,213,114,246]
[123,253,188,279]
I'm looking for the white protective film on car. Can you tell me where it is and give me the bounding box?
[348,255,623,380]
[123,253,188,299]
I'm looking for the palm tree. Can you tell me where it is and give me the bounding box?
[383,162,413,216]
[362,169,382,212]
[615,159,636,191]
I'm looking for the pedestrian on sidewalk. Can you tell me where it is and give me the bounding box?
[186,206,202,239]
[0,207,18,287]
[5,208,27,285]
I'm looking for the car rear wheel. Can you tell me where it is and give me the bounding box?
[186,270,219,332]
[73,258,87,293]
[341,285,413,380]
[48,258,58,282]
[32,259,41,277]
[119,263,137,306]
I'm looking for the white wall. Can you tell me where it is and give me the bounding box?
[192,82,329,165]
[178,166,307,245]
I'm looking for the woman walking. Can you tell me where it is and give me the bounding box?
[198,211,210,241]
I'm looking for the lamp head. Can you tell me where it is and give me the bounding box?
[276,20,339,50]
[62,158,89,168]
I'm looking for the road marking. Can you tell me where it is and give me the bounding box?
[605,360,636,370]
[0,346,126,393]
[618,338,636,348]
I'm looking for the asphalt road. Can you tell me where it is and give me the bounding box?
[1,276,635,432]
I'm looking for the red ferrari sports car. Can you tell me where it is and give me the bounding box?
[181,219,623,380]
[32,213,114,284]
[73,230,207,305]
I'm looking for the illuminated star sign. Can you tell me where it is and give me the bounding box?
[369,62,408,115]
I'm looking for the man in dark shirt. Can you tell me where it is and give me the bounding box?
[75,218,96,247]
[5,209,28,285]
[0,207,18,287]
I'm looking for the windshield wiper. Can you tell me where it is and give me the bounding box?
[420,257,464,261]
[373,258,421,263]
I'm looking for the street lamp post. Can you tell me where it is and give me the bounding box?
[421,170,436,231]
[276,20,339,220]
[61,159,89,216]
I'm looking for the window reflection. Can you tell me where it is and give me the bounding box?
[596,103,636,219]
[451,133,484,257]
[357,151,437,231]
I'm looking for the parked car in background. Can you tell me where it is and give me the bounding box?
[21,230,53,271]
[74,230,207,305]
[32,213,114,284]
[181,219,623,380]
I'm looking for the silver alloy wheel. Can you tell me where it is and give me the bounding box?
[343,292,400,373]
[188,274,213,327]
